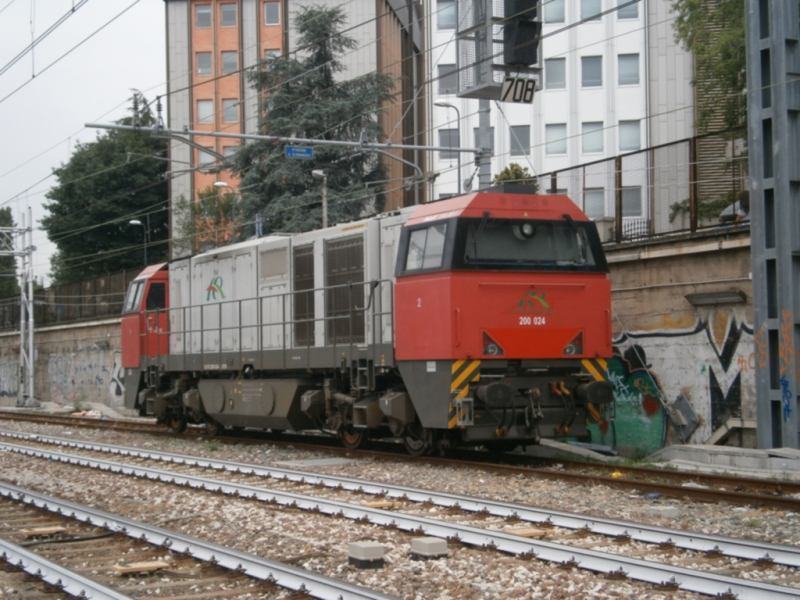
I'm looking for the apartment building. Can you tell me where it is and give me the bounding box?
[163,0,425,253]
[428,0,695,221]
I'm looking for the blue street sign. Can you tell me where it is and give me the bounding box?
[286,146,314,159]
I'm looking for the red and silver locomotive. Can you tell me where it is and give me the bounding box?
[121,186,614,454]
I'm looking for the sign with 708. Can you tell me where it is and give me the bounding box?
[501,77,536,104]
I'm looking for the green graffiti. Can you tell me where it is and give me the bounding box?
[206,276,226,301]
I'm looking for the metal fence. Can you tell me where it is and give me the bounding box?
[539,129,748,244]
[0,269,140,330]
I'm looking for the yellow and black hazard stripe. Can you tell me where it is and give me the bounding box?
[581,358,609,423]
[448,359,481,428]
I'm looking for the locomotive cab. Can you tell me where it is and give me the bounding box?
[120,263,169,413]
[393,186,613,450]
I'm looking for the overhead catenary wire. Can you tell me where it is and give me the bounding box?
[0,0,143,106]
[0,0,90,78]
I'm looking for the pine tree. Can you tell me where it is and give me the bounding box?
[231,5,395,234]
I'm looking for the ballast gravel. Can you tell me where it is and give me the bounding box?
[0,418,798,599]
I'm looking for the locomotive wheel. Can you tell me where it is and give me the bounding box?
[339,427,366,450]
[205,417,224,437]
[168,413,187,434]
[403,426,435,456]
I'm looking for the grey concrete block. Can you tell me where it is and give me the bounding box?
[411,537,448,559]
[348,541,384,561]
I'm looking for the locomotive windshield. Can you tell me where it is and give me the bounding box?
[452,217,608,272]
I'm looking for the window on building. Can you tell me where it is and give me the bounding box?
[264,2,280,25]
[222,51,238,75]
[510,125,530,156]
[439,129,459,160]
[473,127,495,156]
[581,0,602,20]
[619,120,641,151]
[222,99,239,123]
[197,99,213,124]
[223,146,239,159]
[618,0,638,19]
[197,52,212,76]
[196,5,211,28]
[265,49,280,59]
[198,147,215,167]
[581,56,602,87]
[545,58,566,89]
[622,187,642,216]
[544,0,565,23]
[584,189,605,218]
[618,54,639,85]
[546,124,567,154]
[221,4,236,27]
[582,122,604,153]
[438,0,455,29]
[438,64,458,94]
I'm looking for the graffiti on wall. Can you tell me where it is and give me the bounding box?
[587,346,668,458]
[47,345,125,408]
[0,361,18,398]
[586,309,755,456]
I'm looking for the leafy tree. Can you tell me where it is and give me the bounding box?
[173,187,236,255]
[671,0,746,132]
[493,163,540,192]
[231,5,395,235]
[0,208,20,298]
[41,93,169,283]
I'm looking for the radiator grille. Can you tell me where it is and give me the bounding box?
[293,245,314,347]
[325,236,365,345]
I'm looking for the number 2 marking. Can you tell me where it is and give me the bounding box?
[417,298,422,308]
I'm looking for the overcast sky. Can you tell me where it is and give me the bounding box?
[0,0,166,284]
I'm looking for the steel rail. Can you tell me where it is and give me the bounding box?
[5,411,800,508]
[0,537,135,600]
[3,429,798,569]
[3,440,798,599]
[0,480,397,600]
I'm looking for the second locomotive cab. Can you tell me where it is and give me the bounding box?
[120,185,614,455]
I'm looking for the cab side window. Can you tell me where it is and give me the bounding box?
[145,282,166,311]
[404,222,448,271]
[123,281,145,314]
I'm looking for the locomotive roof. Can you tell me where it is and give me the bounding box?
[406,188,585,226]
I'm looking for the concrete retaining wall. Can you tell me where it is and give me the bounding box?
[0,319,123,409]
[602,226,754,455]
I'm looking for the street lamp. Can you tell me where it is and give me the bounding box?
[434,100,461,195]
[312,170,328,228]
[129,219,147,266]
[214,181,236,237]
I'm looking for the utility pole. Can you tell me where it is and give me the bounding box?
[0,207,36,406]
[746,0,800,448]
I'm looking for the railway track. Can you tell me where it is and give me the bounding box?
[2,431,800,599]
[0,480,396,600]
[1,410,798,509]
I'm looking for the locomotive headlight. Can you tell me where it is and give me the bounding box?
[482,332,504,356]
[512,221,537,240]
[562,332,584,356]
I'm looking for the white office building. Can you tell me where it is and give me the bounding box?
[427,0,695,220]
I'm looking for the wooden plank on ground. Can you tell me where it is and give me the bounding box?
[20,526,67,537]
[507,527,553,538]
[361,500,403,508]
[112,561,171,574]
